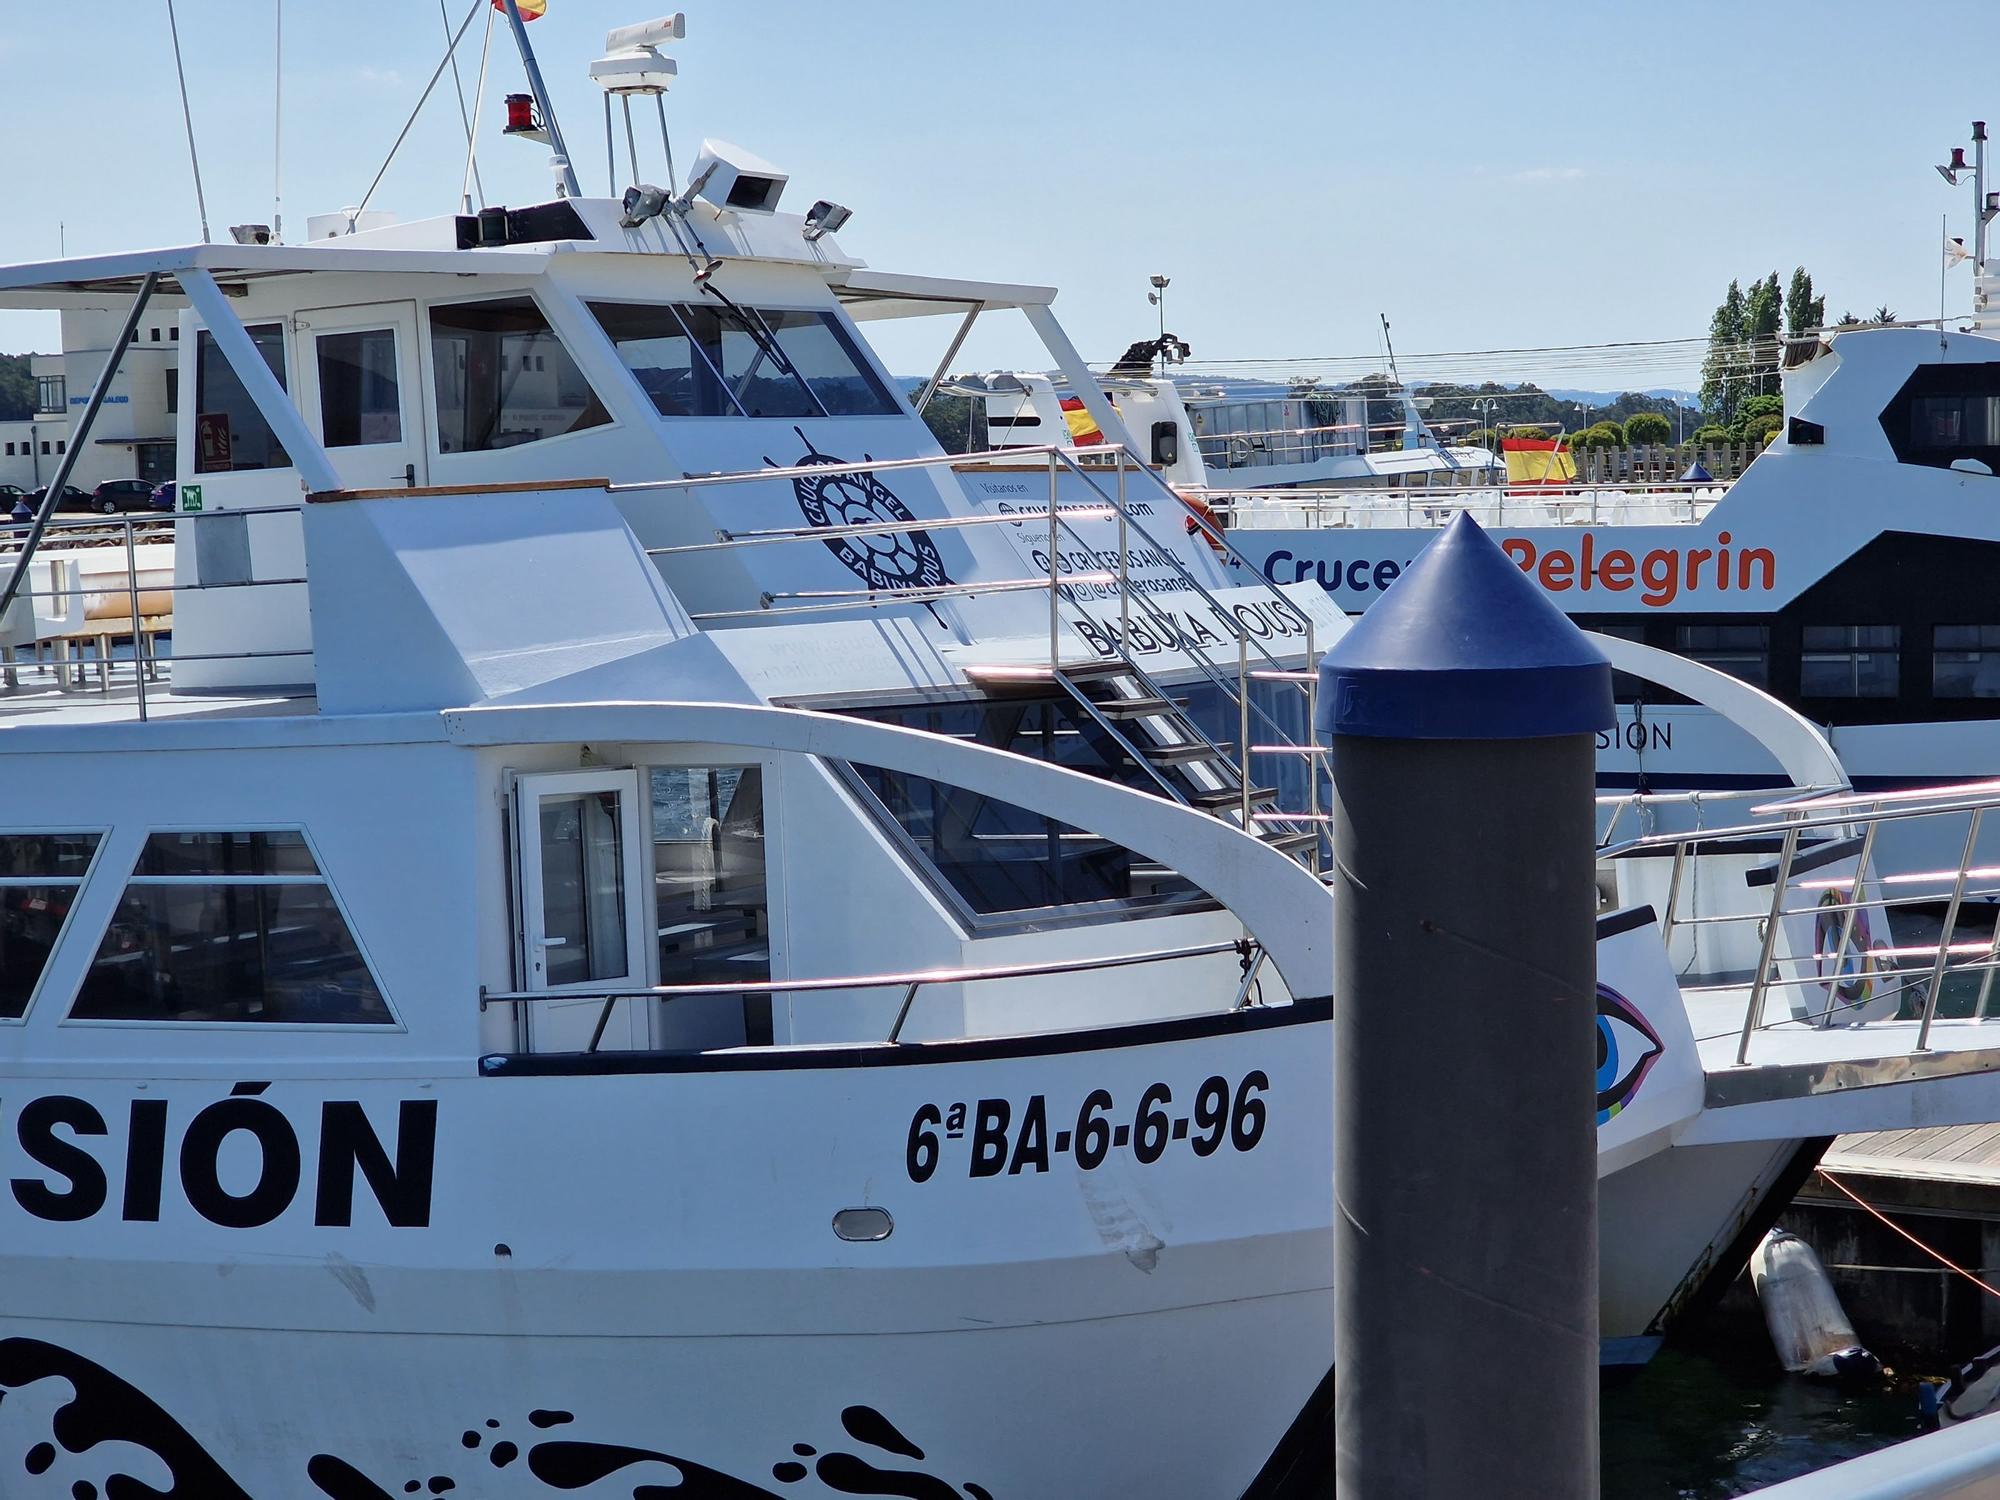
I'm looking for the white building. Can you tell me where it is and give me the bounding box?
[0,305,179,491]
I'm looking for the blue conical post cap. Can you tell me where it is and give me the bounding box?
[1680,460,1714,483]
[1317,513,1613,740]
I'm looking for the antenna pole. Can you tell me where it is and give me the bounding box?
[462,6,497,214]
[1976,121,1990,273]
[273,0,283,241]
[165,0,212,242]
[497,0,582,198]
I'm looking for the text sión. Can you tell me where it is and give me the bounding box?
[2,1085,438,1228]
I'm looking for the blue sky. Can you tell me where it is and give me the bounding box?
[3,0,1996,389]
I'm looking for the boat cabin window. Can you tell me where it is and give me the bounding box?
[843,700,1201,921]
[429,297,610,452]
[590,301,897,419]
[194,323,291,473]
[1881,362,2000,472]
[1674,624,1769,690]
[0,833,102,1019]
[316,329,403,448]
[1800,625,1899,698]
[649,767,772,1045]
[1934,626,2000,698]
[71,830,392,1025]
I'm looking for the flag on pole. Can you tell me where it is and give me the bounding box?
[1946,234,1972,268]
[495,0,547,19]
[1059,396,1105,447]
[1502,437,1576,488]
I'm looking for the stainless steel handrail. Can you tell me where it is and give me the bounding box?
[481,936,1257,1051]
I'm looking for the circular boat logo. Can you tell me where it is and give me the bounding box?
[1814,886,1880,1008]
[776,430,950,592]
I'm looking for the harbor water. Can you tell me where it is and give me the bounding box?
[1600,1323,1933,1498]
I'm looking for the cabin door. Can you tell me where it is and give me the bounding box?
[294,301,429,491]
[513,769,654,1052]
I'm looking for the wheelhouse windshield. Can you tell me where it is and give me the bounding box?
[590,301,899,419]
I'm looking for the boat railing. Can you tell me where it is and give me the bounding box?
[480,936,1263,1054]
[619,442,1328,850]
[1602,779,2000,1065]
[0,502,311,719]
[1210,480,1733,531]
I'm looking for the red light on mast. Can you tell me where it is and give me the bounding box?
[503,94,537,135]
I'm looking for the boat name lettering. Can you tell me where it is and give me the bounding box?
[1498,532,1775,607]
[996,497,1154,523]
[904,1072,1270,1182]
[1264,549,1406,595]
[1070,599,1310,659]
[1598,721,1673,752]
[2,1089,438,1229]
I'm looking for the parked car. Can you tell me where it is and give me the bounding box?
[148,481,177,512]
[0,484,24,504]
[87,479,157,514]
[30,485,90,512]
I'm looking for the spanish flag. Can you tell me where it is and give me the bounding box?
[495,0,547,19]
[1060,395,1105,447]
[1502,438,1576,488]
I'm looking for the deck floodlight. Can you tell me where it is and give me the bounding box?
[687,139,788,215]
[802,200,852,243]
[229,224,273,246]
[621,184,670,227]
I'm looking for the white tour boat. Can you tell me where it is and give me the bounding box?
[5,18,2000,1500]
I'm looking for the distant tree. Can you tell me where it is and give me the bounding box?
[1835,310,1862,327]
[1742,271,1784,397]
[1624,411,1673,446]
[914,389,984,454]
[1873,305,1898,324]
[0,355,34,423]
[1691,423,1732,445]
[1738,393,1784,422]
[1740,411,1785,445]
[1700,279,1746,426]
[1507,425,1550,441]
[1571,421,1628,450]
[1784,268,1826,336]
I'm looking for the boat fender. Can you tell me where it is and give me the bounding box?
[1749,1227,1881,1381]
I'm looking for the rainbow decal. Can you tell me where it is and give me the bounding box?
[1596,983,1665,1125]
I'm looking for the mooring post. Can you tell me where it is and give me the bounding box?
[1321,512,1613,1499]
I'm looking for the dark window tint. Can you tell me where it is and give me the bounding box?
[1935,625,2000,699]
[0,833,103,1020]
[194,323,291,473]
[135,829,318,877]
[429,297,609,453]
[164,366,179,416]
[846,700,1200,917]
[73,831,390,1025]
[590,302,896,419]
[1675,624,1769,690]
[1800,625,1900,698]
[316,328,403,447]
[1880,362,2000,472]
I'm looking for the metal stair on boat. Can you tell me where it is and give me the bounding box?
[968,656,1321,863]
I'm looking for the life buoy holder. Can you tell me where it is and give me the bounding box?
[1178,489,1227,553]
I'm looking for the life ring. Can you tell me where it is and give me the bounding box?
[1178,489,1226,553]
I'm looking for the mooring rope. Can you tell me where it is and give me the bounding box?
[1816,1167,2000,1302]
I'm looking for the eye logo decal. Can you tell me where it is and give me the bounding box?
[1814,886,1881,1007]
[1597,983,1665,1126]
[773,429,952,594]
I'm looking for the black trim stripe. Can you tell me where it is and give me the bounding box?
[1596,904,1659,941]
[481,995,1336,1076]
[1744,835,1863,888]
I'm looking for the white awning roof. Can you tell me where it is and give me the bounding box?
[0,242,554,310]
[830,268,1057,322]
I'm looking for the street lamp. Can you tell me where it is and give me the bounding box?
[1472,396,1500,446]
